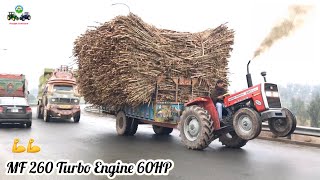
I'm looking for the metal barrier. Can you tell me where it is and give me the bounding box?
[84,105,320,137]
[262,123,320,137]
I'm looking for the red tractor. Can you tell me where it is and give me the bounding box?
[179,60,296,149]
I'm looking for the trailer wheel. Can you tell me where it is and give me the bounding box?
[219,131,248,148]
[268,108,297,137]
[127,118,139,136]
[179,105,214,150]
[233,108,261,140]
[152,125,173,135]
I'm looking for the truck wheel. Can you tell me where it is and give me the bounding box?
[116,111,132,136]
[219,131,248,148]
[43,109,50,122]
[37,106,43,119]
[152,125,173,135]
[73,113,80,123]
[179,105,214,150]
[233,108,261,140]
[268,108,297,137]
[127,118,139,135]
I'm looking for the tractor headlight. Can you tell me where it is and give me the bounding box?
[51,98,56,102]
[265,91,279,97]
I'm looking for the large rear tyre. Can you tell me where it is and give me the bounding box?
[179,105,214,150]
[152,125,173,135]
[268,108,297,137]
[116,111,138,136]
[233,108,262,140]
[219,131,248,148]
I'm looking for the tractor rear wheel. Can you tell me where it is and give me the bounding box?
[233,108,262,140]
[219,131,248,148]
[116,111,138,136]
[153,125,173,135]
[179,105,214,150]
[268,108,296,137]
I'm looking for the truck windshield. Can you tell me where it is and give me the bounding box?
[53,85,73,91]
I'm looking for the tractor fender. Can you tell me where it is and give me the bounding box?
[184,97,221,130]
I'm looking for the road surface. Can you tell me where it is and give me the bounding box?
[0,107,319,180]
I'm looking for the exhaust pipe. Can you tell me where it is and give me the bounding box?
[246,60,253,88]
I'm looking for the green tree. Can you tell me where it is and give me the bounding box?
[307,93,320,128]
[290,97,308,126]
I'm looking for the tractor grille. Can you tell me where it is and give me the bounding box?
[264,83,281,108]
[267,97,281,108]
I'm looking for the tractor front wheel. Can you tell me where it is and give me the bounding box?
[179,105,214,150]
[219,131,248,148]
[233,108,262,140]
[153,125,173,135]
[268,108,296,137]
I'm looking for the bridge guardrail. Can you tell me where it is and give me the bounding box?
[262,123,320,137]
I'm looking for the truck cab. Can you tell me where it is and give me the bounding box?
[37,66,81,122]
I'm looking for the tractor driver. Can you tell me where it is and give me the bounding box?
[211,79,228,121]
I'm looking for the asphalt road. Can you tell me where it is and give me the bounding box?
[0,107,320,180]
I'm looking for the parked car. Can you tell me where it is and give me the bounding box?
[0,97,32,127]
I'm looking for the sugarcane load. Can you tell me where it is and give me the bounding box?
[74,13,296,150]
[73,13,234,108]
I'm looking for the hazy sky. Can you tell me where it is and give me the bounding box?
[0,0,319,93]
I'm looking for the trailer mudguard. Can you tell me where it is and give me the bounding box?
[184,97,221,130]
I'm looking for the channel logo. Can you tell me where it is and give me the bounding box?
[7,5,31,24]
